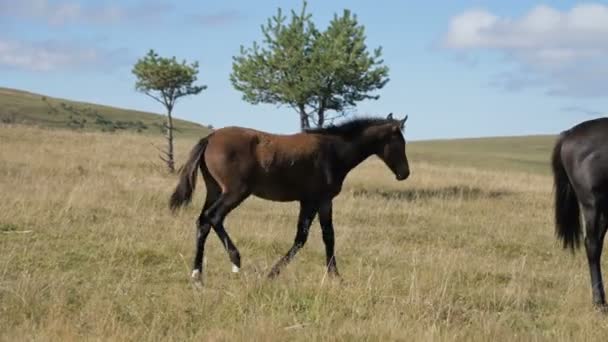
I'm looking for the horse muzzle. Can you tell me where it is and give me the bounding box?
[395,170,410,181]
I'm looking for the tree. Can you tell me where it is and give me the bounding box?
[132,50,206,172]
[231,1,389,130]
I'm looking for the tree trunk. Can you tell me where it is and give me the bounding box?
[299,105,310,131]
[316,107,325,128]
[316,84,330,128]
[164,108,175,173]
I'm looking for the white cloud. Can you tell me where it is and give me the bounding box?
[0,0,171,26]
[443,4,608,97]
[0,38,127,71]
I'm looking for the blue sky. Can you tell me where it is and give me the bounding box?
[1,0,607,140]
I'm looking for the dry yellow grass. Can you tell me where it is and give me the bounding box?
[1,124,607,341]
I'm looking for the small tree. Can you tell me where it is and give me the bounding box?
[132,49,206,172]
[231,1,389,130]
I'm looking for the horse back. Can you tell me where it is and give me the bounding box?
[204,126,333,201]
[560,118,608,197]
[208,126,323,163]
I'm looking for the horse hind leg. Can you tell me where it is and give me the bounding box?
[204,188,250,274]
[582,203,608,307]
[191,179,221,283]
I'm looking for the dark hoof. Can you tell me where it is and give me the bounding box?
[326,265,341,277]
[328,273,344,285]
[328,270,341,278]
[229,252,241,269]
[267,270,280,279]
[593,302,608,313]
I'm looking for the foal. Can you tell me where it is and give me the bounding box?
[170,113,410,283]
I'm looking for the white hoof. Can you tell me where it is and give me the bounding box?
[232,264,240,273]
[191,269,201,280]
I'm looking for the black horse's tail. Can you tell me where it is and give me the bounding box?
[169,135,211,212]
[552,135,581,251]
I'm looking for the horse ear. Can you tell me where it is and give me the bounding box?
[400,115,408,128]
[387,113,393,120]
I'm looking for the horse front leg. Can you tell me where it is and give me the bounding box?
[319,199,339,277]
[268,201,317,278]
[206,190,249,274]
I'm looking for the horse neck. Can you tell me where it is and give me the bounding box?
[334,131,380,174]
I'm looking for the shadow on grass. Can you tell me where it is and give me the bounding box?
[352,185,511,202]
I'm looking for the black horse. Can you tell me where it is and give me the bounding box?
[553,117,608,307]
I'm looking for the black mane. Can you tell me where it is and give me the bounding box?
[305,117,394,138]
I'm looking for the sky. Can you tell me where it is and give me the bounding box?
[1,0,607,140]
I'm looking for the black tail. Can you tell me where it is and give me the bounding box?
[169,135,210,212]
[552,135,581,251]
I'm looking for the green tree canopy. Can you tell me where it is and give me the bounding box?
[132,49,206,172]
[231,2,389,130]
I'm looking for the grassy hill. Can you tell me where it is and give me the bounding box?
[409,135,556,175]
[6,124,603,341]
[0,87,211,137]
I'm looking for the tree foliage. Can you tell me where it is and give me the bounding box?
[132,49,206,172]
[231,2,389,130]
[133,50,206,113]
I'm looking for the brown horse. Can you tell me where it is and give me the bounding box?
[170,113,410,283]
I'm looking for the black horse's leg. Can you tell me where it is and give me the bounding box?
[191,176,221,283]
[268,201,317,278]
[192,207,212,282]
[205,190,250,273]
[319,200,339,276]
[214,223,242,273]
[583,204,607,306]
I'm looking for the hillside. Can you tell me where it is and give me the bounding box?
[0,87,211,137]
[409,135,556,175]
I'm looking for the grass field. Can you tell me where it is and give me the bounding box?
[0,87,211,137]
[1,124,607,341]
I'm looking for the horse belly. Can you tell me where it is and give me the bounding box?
[250,172,323,202]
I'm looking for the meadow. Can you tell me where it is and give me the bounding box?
[2,124,608,341]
